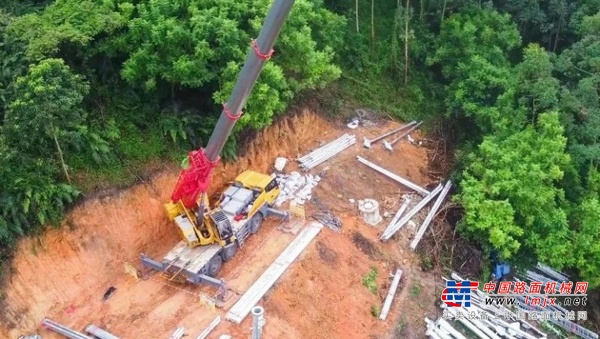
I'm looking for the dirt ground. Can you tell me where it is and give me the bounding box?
[0,107,444,339]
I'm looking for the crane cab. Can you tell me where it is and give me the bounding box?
[164,170,281,249]
[217,170,280,218]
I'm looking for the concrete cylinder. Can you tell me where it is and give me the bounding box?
[85,325,120,339]
[358,199,382,226]
[252,306,265,339]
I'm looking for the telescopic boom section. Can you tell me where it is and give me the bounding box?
[171,0,296,208]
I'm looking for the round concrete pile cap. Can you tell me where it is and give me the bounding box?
[359,199,378,212]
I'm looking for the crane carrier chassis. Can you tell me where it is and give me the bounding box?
[140,204,288,289]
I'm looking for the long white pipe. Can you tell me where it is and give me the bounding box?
[426,318,451,339]
[301,141,356,169]
[298,134,354,162]
[536,262,569,281]
[465,307,504,339]
[195,316,221,339]
[388,121,423,145]
[363,121,417,147]
[302,141,355,169]
[301,138,356,166]
[437,318,468,339]
[251,306,265,339]
[169,327,185,339]
[300,138,355,165]
[85,325,120,339]
[41,318,92,339]
[381,184,443,241]
[379,269,403,320]
[357,156,430,196]
[410,181,452,250]
[382,199,411,236]
[298,134,353,160]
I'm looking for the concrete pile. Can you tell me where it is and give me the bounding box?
[226,223,323,324]
[517,268,598,339]
[428,273,549,339]
[195,316,221,339]
[85,325,120,339]
[298,134,356,170]
[535,262,569,282]
[169,327,185,339]
[431,271,599,339]
[273,171,321,206]
[41,318,93,339]
[380,183,444,241]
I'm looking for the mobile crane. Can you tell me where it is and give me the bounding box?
[140,0,295,289]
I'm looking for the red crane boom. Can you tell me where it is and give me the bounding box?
[170,0,295,208]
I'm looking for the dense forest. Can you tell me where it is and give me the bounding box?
[0,0,599,287]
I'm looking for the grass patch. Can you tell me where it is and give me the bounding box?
[421,256,434,271]
[395,319,407,336]
[362,267,379,294]
[370,304,380,317]
[411,282,422,297]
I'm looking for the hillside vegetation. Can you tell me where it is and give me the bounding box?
[0,0,599,287]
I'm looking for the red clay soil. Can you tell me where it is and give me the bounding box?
[0,107,442,339]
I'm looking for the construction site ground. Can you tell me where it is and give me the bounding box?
[0,106,444,339]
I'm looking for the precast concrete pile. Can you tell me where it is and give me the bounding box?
[298,134,356,170]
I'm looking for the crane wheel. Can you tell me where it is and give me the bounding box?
[207,255,223,277]
[250,213,264,234]
[221,242,238,262]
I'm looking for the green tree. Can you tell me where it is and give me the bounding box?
[428,8,521,135]
[492,0,577,51]
[512,44,560,120]
[117,0,217,91]
[6,0,126,62]
[3,58,90,183]
[0,10,28,120]
[0,0,51,16]
[556,12,600,88]
[458,112,572,267]
[556,13,600,197]
[571,198,600,287]
[0,148,80,233]
[0,136,80,263]
[110,0,344,131]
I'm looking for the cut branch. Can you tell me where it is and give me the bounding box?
[51,122,71,184]
[356,0,359,33]
[404,0,410,86]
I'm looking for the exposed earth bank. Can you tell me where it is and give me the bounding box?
[1,106,442,339]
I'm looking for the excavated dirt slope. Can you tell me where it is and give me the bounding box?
[1,107,442,339]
